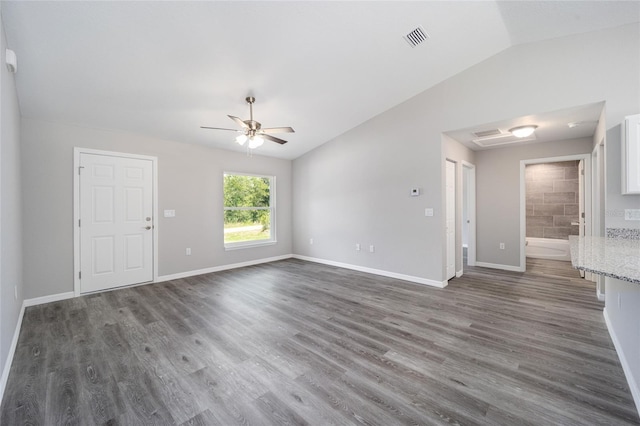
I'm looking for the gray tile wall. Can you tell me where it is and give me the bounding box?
[526,161,580,240]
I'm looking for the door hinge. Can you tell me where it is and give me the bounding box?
[78,219,81,227]
[581,212,585,218]
[79,271,82,279]
[581,169,585,175]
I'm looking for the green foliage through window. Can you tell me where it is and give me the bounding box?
[223,174,274,245]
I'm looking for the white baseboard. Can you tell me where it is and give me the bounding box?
[156,254,293,283]
[23,291,75,307]
[0,303,25,404]
[475,261,525,272]
[597,289,605,302]
[456,269,463,278]
[293,255,447,288]
[603,307,640,416]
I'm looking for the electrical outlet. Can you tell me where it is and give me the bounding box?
[369,245,375,253]
[499,243,505,250]
[186,248,191,256]
[309,238,314,245]
[355,243,361,251]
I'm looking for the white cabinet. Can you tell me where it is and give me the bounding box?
[622,114,640,194]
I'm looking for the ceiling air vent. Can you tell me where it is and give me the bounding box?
[403,26,429,48]
[472,129,503,138]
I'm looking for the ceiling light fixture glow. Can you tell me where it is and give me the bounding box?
[509,125,538,138]
[248,135,264,149]
[235,134,248,146]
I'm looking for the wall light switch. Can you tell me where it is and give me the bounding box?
[425,208,434,217]
[164,209,176,218]
[355,243,361,251]
[624,209,640,220]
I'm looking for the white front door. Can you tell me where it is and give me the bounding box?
[446,160,456,280]
[79,152,154,293]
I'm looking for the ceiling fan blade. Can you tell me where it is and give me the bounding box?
[228,115,249,129]
[200,126,241,132]
[262,134,288,145]
[261,126,295,134]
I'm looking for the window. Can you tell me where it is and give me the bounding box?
[223,173,275,248]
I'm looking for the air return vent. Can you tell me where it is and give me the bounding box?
[472,129,503,138]
[403,26,429,48]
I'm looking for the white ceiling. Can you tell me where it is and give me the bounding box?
[2,1,639,160]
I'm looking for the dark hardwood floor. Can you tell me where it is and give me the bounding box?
[1,258,638,425]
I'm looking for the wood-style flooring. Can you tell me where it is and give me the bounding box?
[1,258,638,425]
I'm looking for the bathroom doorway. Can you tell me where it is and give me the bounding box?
[520,154,591,271]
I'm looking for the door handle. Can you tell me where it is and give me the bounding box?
[144,226,152,230]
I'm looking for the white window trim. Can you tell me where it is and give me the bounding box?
[223,172,276,250]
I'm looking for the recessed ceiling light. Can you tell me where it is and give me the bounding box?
[568,122,580,128]
[509,125,538,138]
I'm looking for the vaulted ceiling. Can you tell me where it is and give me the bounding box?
[3,1,639,159]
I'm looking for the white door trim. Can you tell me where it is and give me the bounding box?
[73,147,159,296]
[519,153,591,272]
[592,140,606,299]
[461,161,476,267]
[445,159,456,280]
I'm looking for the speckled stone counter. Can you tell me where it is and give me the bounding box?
[569,236,640,284]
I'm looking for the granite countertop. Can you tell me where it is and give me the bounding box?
[569,236,640,284]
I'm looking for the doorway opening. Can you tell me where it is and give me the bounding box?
[520,154,591,272]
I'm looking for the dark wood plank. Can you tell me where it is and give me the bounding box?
[1,258,638,425]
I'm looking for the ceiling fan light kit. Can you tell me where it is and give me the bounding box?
[201,96,294,150]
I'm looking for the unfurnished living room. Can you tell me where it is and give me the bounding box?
[1,1,639,425]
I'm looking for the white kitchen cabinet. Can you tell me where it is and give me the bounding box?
[622,114,640,194]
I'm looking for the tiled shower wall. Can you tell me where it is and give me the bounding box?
[526,161,580,240]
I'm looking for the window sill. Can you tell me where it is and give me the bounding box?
[224,240,277,251]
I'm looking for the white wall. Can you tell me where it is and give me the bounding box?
[20,119,292,299]
[293,23,639,283]
[0,9,23,389]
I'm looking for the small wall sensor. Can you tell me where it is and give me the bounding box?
[5,49,17,73]
[410,188,420,197]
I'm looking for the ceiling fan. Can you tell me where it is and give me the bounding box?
[201,96,294,149]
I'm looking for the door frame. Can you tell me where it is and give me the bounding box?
[445,159,457,280]
[519,153,591,272]
[73,147,159,296]
[592,140,606,300]
[461,161,476,268]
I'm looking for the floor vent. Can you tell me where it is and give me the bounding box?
[403,26,429,48]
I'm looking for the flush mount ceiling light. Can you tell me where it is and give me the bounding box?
[509,125,538,138]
